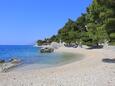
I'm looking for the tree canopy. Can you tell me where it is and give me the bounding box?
[37,0,115,46]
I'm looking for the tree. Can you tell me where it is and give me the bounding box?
[37,0,115,46]
[37,40,44,46]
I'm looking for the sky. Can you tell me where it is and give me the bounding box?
[0,0,92,45]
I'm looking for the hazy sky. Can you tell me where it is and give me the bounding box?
[0,0,92,45]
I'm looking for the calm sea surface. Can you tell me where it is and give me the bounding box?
[0,45,83,70]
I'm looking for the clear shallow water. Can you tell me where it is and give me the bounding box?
[0,45,83,70]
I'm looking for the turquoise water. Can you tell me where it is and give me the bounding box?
[0,45,83,69]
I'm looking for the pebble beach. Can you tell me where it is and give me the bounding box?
[0,46,115,86]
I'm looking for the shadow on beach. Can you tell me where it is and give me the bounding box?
[102,58,115,63]
[86,45,103,50]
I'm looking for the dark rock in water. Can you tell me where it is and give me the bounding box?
[40,47,54,53]
[0,59,5,63]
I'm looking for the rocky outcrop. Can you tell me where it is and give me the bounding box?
[0,58,21,72]
[40,47,54,53]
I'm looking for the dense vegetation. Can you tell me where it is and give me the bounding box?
[37,0,115,46]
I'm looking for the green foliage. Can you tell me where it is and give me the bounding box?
[37,40,44,46]
[106,18,115,33]
[109,42,115,45]
[110,33,115,38]
[37,0,115,46]
[57,19,80,43]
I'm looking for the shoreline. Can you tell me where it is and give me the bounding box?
[10,48,84,72]
[0,46,115,86]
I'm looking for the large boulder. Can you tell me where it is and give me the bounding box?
[50,42,60,49]
[0,58,21,72]
[64,43,78,48]
[40,47,54,53]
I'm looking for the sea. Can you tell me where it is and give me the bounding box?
[0,45,83,70]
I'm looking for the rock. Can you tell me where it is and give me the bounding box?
[50,42,60,49]
[0,62,19,72]
[64,43,78,48]
[9,58,21,64]
[0,58,21,72]
[40,47,54,53]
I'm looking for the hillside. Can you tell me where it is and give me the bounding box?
[37,0,115,46]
